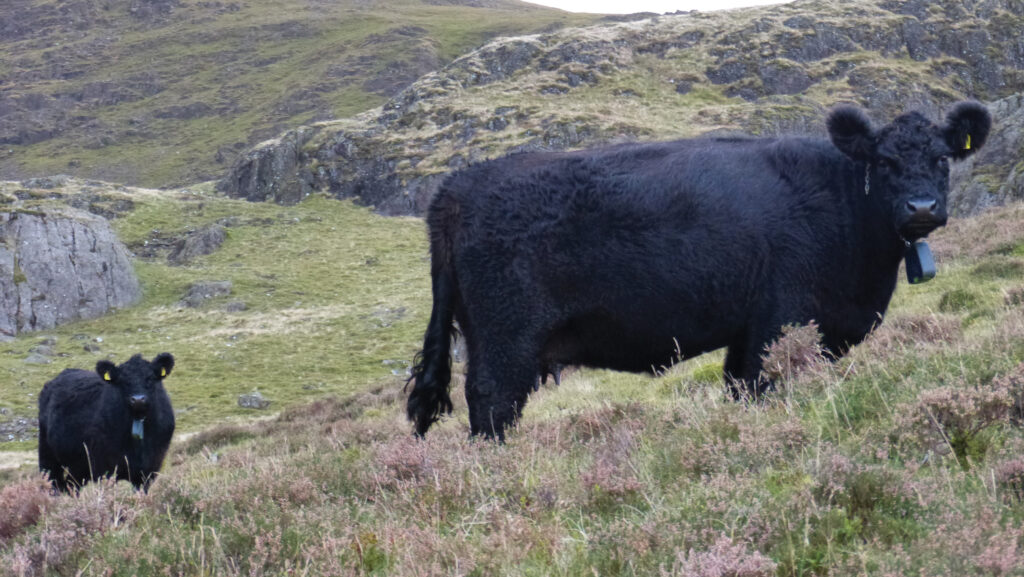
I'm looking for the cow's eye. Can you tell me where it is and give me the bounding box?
[878,157,898,173]
[937,156,949,169]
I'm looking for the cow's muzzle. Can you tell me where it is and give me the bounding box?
[899,197,946,240]
[128,394,149,416]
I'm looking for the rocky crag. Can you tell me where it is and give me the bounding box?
[0,180,142,339]
[221,0,1024,216]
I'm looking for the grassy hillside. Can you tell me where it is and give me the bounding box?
[0,179,432,452]
[1,180,1024,575]
[0,0,601,187]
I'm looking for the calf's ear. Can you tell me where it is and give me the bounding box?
[96,360,117,383]
[153,353,175,379]
[828,105,876,162]
[943,101,991,160]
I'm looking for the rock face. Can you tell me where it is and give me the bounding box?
[220,128,316,206]
[168,223,227,265]
[219,0,1024,217]
[0,209,141,339]
[950,94,1024,215]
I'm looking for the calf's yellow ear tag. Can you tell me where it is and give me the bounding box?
[965,134,972,150]
[161,368,167,377]
[103,372,111,381]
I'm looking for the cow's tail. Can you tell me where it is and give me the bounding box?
[406,197,459,436]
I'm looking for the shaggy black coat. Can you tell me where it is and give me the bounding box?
[408,102,991,439]
[38,353,176,492]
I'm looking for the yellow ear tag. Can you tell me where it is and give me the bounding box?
[161,368,167,377]
[103,372,111,381]
[965,134,971,150]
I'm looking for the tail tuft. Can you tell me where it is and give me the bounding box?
[406,350,454,436]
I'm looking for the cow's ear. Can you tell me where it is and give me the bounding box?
[828,105,876,162]
[943,101,991,160]
[153,353,174,380]
[96,360,117,383]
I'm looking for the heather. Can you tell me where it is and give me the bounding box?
[0,189,1023,575]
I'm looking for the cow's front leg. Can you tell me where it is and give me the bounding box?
[725,319,789,400]
[724,341,772,400]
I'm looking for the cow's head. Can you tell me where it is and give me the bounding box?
[96,353,174,439]
[827,101,991,241]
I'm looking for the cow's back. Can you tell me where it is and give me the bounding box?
[434,137,844,242]
[428,135,860,367]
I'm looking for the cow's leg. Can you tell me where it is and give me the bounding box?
[725,323,782,400]
[36,426,65,492]
[723,343,749,400]
[464,333,539,441]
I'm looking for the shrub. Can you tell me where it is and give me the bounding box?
[0,476,52,544]
[992,362,1024,427]
[995,457,1024,503]
[760,321,828,384]
[663,534,776,577]
[580,425,643,509]
[1005,286,1024,307]
[894,383,1012,469]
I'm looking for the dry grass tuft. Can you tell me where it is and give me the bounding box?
[929,203,1024,262]
[870,313,962,349]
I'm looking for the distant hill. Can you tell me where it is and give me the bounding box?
[0,0,602,187]
[219,0,1024,216]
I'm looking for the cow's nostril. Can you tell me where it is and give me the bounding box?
[129,395,148,408]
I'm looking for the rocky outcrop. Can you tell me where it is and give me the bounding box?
[950,93,1024,215]
[178,280,232,308]
[218,128,316,205]
[0,209,141,340]
[219,0,1024,216]
[168,223,227,265]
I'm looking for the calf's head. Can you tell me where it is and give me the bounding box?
[96,353,174,439]
[828,101,991,240]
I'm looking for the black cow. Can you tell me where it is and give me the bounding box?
[38,353,176,492]
[407,102,991,439]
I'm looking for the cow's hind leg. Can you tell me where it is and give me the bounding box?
[464,334,539,441]
[36,425,66,492]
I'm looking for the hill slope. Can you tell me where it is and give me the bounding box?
[0,0,601,187]
[219,0,1024,215]
[0,179,1022,575]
